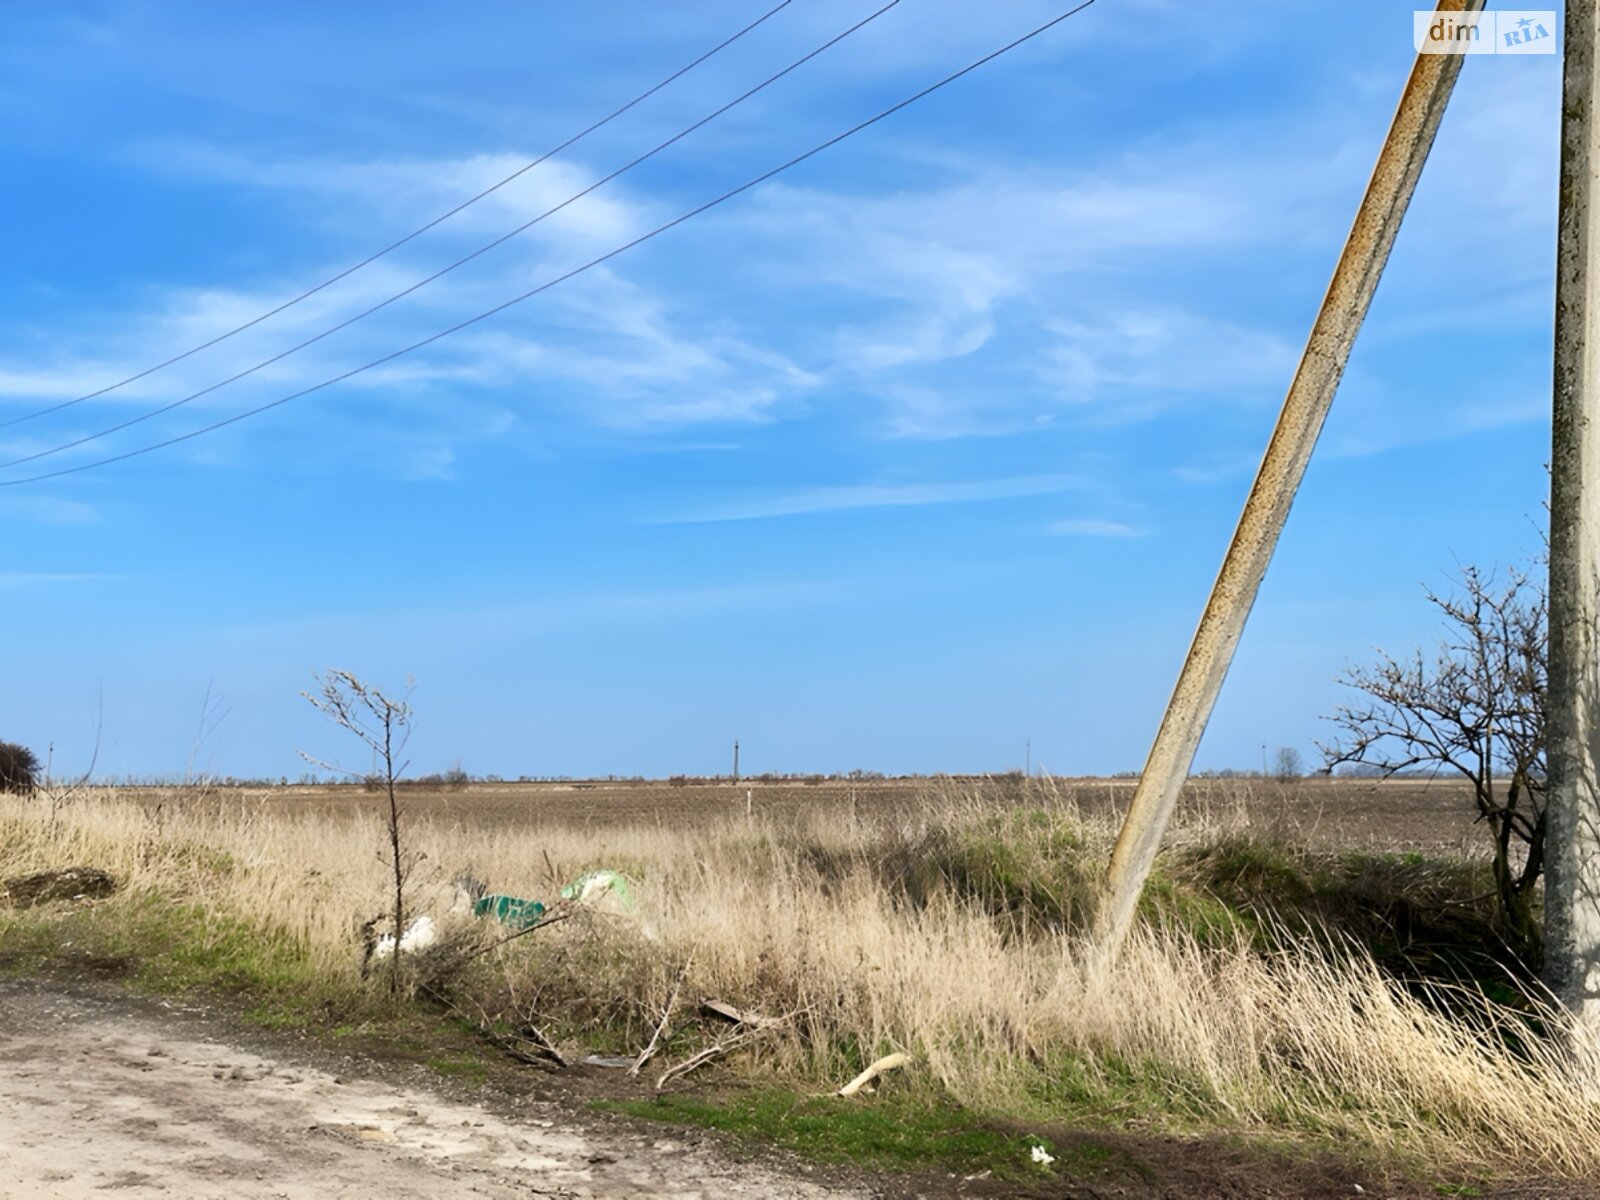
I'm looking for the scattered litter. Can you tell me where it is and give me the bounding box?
[581,1055,636,1069]
[837,1052,909,1098]
[449,874,486,913]
[470,869,634,931]
[368,915,437,962]
[561,870,634,910]
[2,866,117,908]
[700,1000,781,1029]
[472,894,547,929]
[360,868,640,975]
[1031,1144,1055,1168]
[399,915,437,952]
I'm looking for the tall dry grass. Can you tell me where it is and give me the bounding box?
[1,783,1597,1174]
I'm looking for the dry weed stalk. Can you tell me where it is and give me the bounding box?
[301,669,414,995]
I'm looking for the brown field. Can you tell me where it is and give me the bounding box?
[113,773,1486,853]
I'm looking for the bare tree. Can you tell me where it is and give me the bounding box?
[301,670,414,994]
[1273,746,1304,782]
[1320,563,1547,966]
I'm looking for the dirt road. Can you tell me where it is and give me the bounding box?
[0,981,862,1200]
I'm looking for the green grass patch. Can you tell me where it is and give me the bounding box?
[847,808,1101,934]
[1166,837,1526,995]
[598,1090,1125,1181]
[426,1053,489,1082]
[0,888,382,1033]
[1020,1050,1228,1129]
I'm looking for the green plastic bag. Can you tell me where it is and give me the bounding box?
[472,893,547,929]
[560,870,634,910]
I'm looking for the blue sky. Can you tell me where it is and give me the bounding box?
[0,2,1559,781]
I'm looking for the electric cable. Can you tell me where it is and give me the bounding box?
[0,0,795,431]
[0,0,902,471]
[0,0,1097,488]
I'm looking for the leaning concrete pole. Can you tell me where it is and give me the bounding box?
[1545,0,1600,1034]
[1094,1,1481,959]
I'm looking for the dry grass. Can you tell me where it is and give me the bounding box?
[2,782,1597,1176]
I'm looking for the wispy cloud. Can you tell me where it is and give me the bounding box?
[656,474,1084,524]
[128,143,655,250]
[1047,517,1145,538]
[1321,387,1549,461]
[1041,310,1298,408]
[0,571,119,589]
[183,578,848,649]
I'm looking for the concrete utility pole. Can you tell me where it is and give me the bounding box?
[1545,0,1600,1034]
[1094,0,1482,959]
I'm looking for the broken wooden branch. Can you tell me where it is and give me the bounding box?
[630,954,693,1077]
[514,1021,569,1068]
[655,1027,765,1090]
[656,1008,800,1091]
[422,984,568,1070]
[700,999,781,1029]
[837,1052,909,1098]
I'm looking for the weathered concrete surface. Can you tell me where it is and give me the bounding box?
[1096,0,1483,957]
[1546,0,1600,1034]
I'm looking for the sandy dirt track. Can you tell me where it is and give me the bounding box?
[0,981,862,1200]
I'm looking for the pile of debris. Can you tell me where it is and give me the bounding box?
[361,868,636,969]
[360,869,912,1097]
[1,866,117,908]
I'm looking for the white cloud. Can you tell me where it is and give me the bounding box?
[130,143,654,250]
[4,22,1557,483]
[1048,517,1145,537]
[869,382,1055,441]
[1042,309,1298,407]
[657,473,1084,523]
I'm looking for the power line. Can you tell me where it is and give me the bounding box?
[0,0,903,472]
[0,0,795,433]
[0,0,1098,489]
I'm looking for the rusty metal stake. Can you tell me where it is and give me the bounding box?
[1094,0,1482,959]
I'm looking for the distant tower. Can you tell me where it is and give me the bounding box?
[733,740,740,783]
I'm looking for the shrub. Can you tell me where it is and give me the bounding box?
[0,741,39,795]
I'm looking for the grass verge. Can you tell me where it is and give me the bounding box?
[598,1091,1091,1182]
